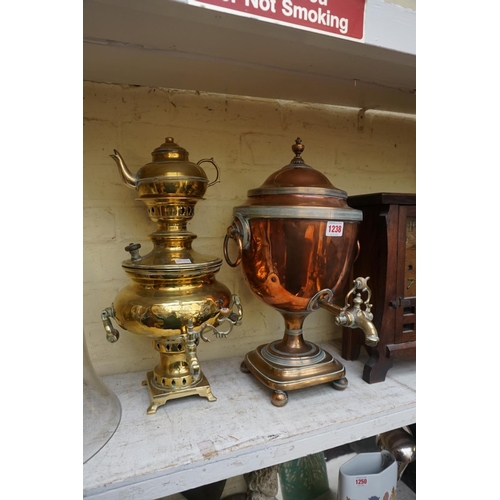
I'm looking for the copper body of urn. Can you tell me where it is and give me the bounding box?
[101,137,243,414]
[224,138,378,406]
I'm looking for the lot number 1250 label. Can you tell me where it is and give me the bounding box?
[326,221,344,236]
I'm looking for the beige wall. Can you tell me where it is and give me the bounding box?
[83,81,415,376]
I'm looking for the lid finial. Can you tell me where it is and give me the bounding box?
[291,138,305,165]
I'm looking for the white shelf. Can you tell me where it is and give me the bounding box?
[83,341,416,499]
[83,0,416,113]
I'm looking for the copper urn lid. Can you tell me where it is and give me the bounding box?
[234,138,362,220]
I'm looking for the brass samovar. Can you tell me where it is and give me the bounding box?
[224,138,378,406]
[101,137,242,414]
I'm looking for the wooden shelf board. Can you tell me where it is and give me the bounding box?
[83,341,416,499]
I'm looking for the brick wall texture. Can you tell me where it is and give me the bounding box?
[83,81,416,376]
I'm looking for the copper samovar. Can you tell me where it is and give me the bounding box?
[101,137,243,414]
[224,138,378,406]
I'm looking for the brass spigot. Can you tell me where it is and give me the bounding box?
[335,277,379,346]
[185,320,201,380]
[308,277,379,347]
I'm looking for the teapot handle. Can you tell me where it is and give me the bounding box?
[197,157,220,187]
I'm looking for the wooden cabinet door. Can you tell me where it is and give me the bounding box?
[394,205,416,343]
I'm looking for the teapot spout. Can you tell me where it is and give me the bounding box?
[110,149,137,189]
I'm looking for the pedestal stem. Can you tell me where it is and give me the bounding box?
[273,313,312,354]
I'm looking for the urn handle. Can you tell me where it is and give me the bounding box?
[223,226,243,267]
[197,157,220,187]
[101,306,120,343]
[223,213,251,267]
[199,295,243,340]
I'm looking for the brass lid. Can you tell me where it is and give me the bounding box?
[120,240,223,277]
[135,137,209,184]
[151,137,190,162]
[122,256,223,278]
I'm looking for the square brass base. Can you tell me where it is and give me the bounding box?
[243,342,346,393]
[141,371,216,414]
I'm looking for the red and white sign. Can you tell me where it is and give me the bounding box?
[188,0,366,41]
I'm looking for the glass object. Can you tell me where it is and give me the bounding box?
[83,332,121,464]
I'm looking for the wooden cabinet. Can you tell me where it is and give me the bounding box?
[342,193,416,383]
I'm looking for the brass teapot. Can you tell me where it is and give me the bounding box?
[110,136,220,199]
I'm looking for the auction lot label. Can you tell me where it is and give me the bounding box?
[189,0,366,40]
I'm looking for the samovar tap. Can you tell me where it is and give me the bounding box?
[308,277,379,347]
[185,320,201,380]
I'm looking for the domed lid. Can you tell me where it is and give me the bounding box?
[234,138,362,221]
[135,137,210,184]
[247,138,347,199]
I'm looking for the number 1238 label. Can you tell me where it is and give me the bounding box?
[326,221,344,236]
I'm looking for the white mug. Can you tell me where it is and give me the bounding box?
[337,450,397,500]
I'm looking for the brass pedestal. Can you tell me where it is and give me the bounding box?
[142,371,216,415]
[241,338,348,407]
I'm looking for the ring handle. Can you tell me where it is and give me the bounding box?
[353,240,361,263]
[223,227,243,267]
[197,157,220,187]
[101,306,120,343]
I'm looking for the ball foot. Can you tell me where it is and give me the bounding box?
[332,377,348,391]
[240,361,250,373]
[271,390,288,407]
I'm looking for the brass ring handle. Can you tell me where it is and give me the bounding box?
[197,157,221,187]
[223,227,243,267]
[353,239,361,263]
[101,306,120,343]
